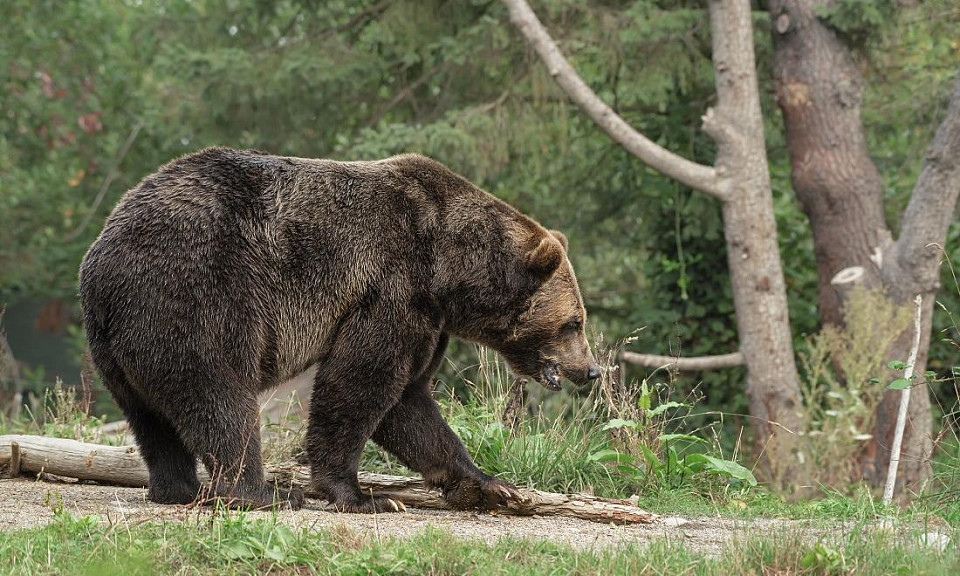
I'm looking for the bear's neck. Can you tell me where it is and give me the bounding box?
[431,189,536,348]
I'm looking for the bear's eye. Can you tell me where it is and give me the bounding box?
[564,319,582,332]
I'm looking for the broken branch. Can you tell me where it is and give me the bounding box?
[621,351,744,371]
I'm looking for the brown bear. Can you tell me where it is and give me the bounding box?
[79,147,600,512]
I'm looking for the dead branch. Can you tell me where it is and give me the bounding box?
[65,120,144,241]
[0,435,657,525]
[882,294,924,505]
[500,0,725,199]
[621,351,744,371]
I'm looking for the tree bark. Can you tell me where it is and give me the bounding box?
[0,435,658,525]
[770,0,960,490]
[874,72,960,491]
[503,0,803,484]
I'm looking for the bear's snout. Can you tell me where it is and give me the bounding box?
[586,365,601,380]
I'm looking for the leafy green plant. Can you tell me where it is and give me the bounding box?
[814,0,897,47]
[594,386,756,488]
[880,360,938,391]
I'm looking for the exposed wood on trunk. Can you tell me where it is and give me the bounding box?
[503,0,803,486]
[621,351,744,371]
[0,435,658,525]
[770,0,960,490]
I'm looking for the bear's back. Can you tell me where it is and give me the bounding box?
[78,148,451,388]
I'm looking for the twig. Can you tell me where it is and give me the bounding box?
[367,63,448,127]
[5,441,20,478]
[65,120,144,241]
[883,294,924,505]
[501,378,526,432]
[621,351,744,371]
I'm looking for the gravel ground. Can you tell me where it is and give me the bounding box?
[0,477,836,556]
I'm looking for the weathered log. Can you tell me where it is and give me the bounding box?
[0,434,657,525]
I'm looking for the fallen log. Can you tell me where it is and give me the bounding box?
[0,434,657,525]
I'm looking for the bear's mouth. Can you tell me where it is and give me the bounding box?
[538,362,562,391]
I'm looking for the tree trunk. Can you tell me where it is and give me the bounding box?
[875,72,960,491]
[504,0,803,485]
[705,0,802,482]
[771,0,960,491]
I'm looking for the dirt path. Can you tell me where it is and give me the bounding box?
[0,478,836,555]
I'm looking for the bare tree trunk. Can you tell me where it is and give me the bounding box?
[503,0,802,484]
[705,0,802,481]
[770,0,960,491]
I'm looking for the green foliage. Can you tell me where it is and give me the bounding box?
[355,345,757,499]
[815,0,898,46]
[593,380,756,488]
[0,378,116,443]
[794,289,913,491]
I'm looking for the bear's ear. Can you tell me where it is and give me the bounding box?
[549,230,568,252]
[527,235,563,277]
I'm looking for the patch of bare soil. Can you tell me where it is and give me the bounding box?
[0,478,840,556]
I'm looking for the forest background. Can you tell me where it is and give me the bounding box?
[1,0,959,464]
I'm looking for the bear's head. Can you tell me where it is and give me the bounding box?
[498,230,601,390]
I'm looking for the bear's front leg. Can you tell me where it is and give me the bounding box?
[305,319,416,513]
[372,381,522,510]
[371,334,523,510]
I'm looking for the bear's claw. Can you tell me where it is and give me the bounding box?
[327,494,408,514]
[443,475,523,510]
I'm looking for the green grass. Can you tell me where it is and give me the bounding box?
[1,509,957,576]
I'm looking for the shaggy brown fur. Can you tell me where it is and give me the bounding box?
[79,148,599,512]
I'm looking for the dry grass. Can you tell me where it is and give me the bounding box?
[794,288,913,490]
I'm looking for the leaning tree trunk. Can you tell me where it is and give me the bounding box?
[771,0,960,491]
[504,0,803,485]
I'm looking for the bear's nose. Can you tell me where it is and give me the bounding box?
[586,365,601,380]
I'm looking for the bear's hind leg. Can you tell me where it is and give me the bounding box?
[169,385,303,510]
[132,408,202,505]
[96,361,200,505]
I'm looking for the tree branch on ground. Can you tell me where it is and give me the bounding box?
[0,435,658,525]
